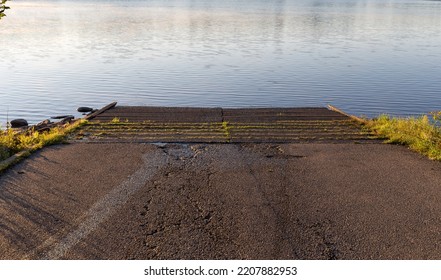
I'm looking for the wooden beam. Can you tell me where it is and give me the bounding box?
[327,104,367,124]
[85,102,117,120]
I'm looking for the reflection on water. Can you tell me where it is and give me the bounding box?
[1,0,441,124]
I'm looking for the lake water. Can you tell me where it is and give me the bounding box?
[1,0,441,125]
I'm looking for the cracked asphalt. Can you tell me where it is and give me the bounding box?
[1,142,441,259]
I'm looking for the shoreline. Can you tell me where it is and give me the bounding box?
[2,103,441,173]
[1,104,440,259]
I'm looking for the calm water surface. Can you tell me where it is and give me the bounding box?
[1,0,441,124]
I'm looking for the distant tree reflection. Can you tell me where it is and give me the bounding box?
[0,0,10,20]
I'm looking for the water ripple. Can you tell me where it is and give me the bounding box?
[1,0,441,125]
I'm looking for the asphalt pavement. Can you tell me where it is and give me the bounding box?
[1,142,441,259]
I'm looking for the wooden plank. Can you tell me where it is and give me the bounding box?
[327,105,367,124]
[85,102,118,120]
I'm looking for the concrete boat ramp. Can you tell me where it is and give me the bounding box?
[78,105,377,143]
[1,105,441,260]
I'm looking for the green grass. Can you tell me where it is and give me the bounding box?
[366,112,441,160]
[0,120,87,163]
[110,117,121,123]
[222,121,231,142]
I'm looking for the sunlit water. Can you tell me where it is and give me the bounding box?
[1,0,441,125]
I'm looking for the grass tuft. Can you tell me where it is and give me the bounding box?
[366,113,441,160]
[222,121,231,142]
[111,117,121,124]
[0,120,87,164]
